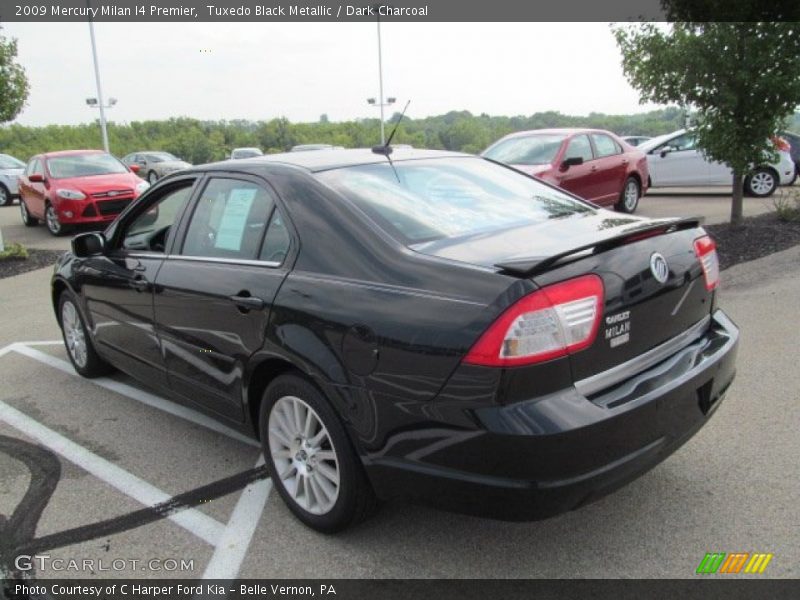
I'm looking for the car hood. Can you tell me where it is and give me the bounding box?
[411,209,676,269]
[53,172,142,193]
[509,163,553,177]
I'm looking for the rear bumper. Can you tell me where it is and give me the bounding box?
[364,309,738,520]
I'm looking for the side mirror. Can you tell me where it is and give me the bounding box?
[129,164,140,173]
[659,147,674,158]
[560,156,584,171]
[28,173,45,183]
[72,232,106,257]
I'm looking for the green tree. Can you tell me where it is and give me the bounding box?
[614,19,800,224]
[0,27,30,123]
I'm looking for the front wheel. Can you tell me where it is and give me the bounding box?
[745,168,778,197]
[59,291,114,378]
[148,171,158,185]
[615,177,640,213]
[260,374,378,532]
[0,184,11,206]
[20,200,38,226]
[45,202,70,236]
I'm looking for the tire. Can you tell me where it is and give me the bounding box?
[20,200,38,226]
[0,184,11,206]
[745,168,778,197]
[45,202,70,236]
[148,171,158,185]
[260,373,378,533]
[58,291,114,378]
[615,176,640,213]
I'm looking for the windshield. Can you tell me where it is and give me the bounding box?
[0,154,25,169]
[483,134,566,165]
[317,157,592,245]
[148,152,178,162]
[47,153,129,178]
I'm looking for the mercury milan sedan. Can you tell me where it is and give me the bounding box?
[52,148,739,532]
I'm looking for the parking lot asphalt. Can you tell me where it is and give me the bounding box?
[1,195,798,579]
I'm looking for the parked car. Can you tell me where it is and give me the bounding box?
[777,131,800,183]
[639,129,795,196]
[121,151,191,185]
[621,135,652,147]
[230,147,263,159]
[482,128,649,213]
[0,153,26,206]
[18,150,149,236]
[53,148,738,532]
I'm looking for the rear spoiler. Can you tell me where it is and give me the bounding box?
[495,216,703,277]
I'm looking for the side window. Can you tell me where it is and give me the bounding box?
[564,135,593,162]
[122,183,195,252]
[664,134,696,152]
[591,134,621,158]
[26,159,40,176]
[181,178,273,260]
[259,210,291,264]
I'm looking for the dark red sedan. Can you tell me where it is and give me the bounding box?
[18,150,150,236]
[483,128,649,213]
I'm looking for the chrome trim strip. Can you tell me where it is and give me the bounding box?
[574,314,712,397]
[165,254,283,268]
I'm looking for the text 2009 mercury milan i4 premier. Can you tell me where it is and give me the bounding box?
[51,148,739,532]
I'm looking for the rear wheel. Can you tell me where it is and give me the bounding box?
[148,171,158,185]
[260,373,378,532]
[20,200,38,226]
[615,177,640,213]
[58,291,114,378]
[745,168,778,197]
[0,184,11,206]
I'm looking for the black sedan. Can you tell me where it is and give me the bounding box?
[51,148,739,532]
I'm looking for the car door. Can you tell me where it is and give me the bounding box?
[22,158,47,218]
[153,174,292,420]
[556,134,597,201]
[77,177,198,387]
[589,133,628,205]
[647,133,707,186]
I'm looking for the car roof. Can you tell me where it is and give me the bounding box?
[203,148,471,173]
[40,149,106,159]
[501,128,619,139]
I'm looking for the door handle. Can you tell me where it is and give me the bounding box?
[131,276,149,292]
[228,293,266,311]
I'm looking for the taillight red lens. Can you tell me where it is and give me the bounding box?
[773,136,791,152]
[463,274,604,367]
[693,235,720,291]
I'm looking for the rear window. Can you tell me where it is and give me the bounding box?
[317,157,592,245]
[483,134,566,166]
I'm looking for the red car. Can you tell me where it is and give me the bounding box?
[482,128,649,213]
[18,150,149,236]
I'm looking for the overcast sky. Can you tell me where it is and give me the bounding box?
[4,22,661,126]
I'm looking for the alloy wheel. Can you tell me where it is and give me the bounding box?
[749,171,776,196]
[46,204,62,234]
[624,180,639,211]
[0,186,8,206]
[20,201,29,222]
[148,171,158,185]
[61,300,88,368]
[268,395,340,515]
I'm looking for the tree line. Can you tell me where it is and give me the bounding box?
[0,107,708,165]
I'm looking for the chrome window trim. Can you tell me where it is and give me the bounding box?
[165,254,283,268]
[574,314,712,397]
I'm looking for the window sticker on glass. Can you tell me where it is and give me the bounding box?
[214,188,256,251]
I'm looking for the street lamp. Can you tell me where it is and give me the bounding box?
[86,0,112,153]
[85,96,117,152]
[366,96,396,145]
[368,4,397,145]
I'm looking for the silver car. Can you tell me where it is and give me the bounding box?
[0,153,25,206]
[121,151,191,185]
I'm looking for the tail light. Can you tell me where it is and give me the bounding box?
[463,274,603,367]
[693,235,720,291]
[773,136,791,153]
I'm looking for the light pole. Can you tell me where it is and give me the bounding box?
[367,96,396,145]
[87,0,111,152]
[85,97,117,152]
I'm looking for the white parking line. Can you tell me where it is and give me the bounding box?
[10,344,259,448]
[0,399,225,546]
[202,456,272,580]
